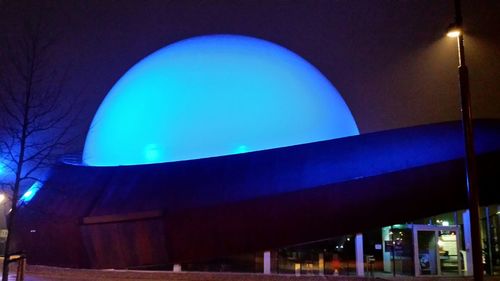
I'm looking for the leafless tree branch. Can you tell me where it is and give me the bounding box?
[0,7,80,280]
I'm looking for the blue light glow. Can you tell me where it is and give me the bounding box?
[234,145,249,154]
[18,181,43,205]
[83,34,358,166]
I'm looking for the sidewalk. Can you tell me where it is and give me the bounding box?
[3,265,500,281]
[11,266,375,281]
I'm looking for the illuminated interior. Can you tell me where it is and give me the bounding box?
[83,34,358,166]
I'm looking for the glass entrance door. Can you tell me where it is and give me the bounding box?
[417,231,438,275]
[413,225,461,276]
[438,230,460,275]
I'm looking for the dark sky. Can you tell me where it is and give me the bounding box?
[1,0,499,152]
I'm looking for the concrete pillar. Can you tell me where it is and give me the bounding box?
[355,233,365,277]
[318,253,325,275]
[173,264,182,272]
[263,251,271,274]
[462,210,473,276]
[294,263,301,276]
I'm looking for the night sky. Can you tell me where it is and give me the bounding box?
[1,0,499,153]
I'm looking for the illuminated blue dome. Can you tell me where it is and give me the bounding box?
[83,35,358,166]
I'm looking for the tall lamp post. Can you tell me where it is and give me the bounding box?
[446,0,483,280]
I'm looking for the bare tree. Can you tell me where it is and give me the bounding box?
[0,11,79,281]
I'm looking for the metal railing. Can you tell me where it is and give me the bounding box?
[8,252,26,281]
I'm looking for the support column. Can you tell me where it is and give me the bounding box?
[173,264,182,272]
[294,263,301,276]
[462,210,473,276]
[318,253,325,275]
[263,251,271,274]
[355,233,364,277]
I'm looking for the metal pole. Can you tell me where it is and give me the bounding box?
[485,207,493,275]
[452,0,483,280]
[391,226,396,277]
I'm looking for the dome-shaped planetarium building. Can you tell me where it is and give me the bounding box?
[83,34,358,166]
[13,35,500,274]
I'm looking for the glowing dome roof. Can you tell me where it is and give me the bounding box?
[83,35,358,166]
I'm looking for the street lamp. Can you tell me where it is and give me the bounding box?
[446,0,483,280]
[446,24,461,38]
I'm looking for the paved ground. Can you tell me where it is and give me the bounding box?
[3,265,500,281]
[8,266,373,281]
[13,267,374,281]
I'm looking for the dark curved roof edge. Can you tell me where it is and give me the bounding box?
[13,119,500,268]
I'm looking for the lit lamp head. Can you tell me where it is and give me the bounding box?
[446,23,462,38]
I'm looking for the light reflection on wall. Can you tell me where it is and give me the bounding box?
[18,181,43,206]
[83,35,358,166]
